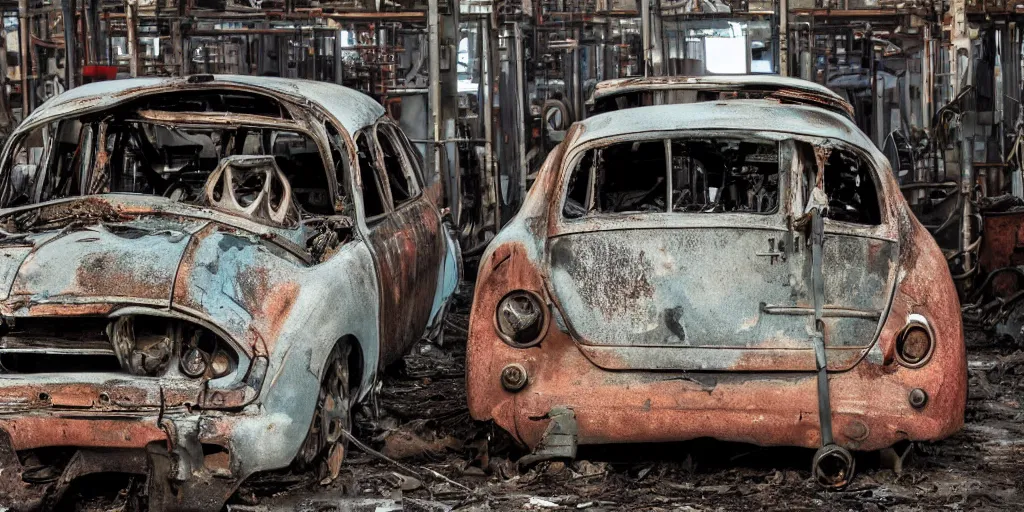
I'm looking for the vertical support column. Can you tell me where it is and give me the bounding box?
[950,0,974,278]
[62,0,78,89]
[18,0,30,116]
[922,23,933,132]
[779,0,788,76]
[125,0,140,77]
[641,0,650,76]
[172,19,183,76]
[335,28,344,85]
[427,0,442,185]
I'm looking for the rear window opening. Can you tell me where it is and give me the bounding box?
[564,136,781,217]
[796,142,881,225]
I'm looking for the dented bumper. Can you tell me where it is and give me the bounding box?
[0,373,281,511]
[470,326,966,452]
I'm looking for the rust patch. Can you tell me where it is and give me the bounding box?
[24,303,114,316]
[73,252,169,300]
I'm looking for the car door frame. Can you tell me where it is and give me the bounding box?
[355,118,444,367]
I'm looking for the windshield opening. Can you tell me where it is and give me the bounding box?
[1,117,334,217]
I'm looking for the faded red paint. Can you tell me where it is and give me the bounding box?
[0,417,167,450]
[24,303,114,316]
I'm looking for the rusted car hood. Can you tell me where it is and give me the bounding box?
[0,216,201,308]
[0,196,312,347]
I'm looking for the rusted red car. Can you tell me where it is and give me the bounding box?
[0,76,459,510]
[467,77,966,488]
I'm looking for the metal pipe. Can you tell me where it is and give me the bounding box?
[514,22,527,199]
[18,0,30,116]
[427,0,442,184]
[101,11,426,20]
[572,27,581,120]
[922,23,933,132]
[874,49,884,147]
[482,17,497,231]
[384,88,430,94]
[125,0,139,77]
[641,0,651,76]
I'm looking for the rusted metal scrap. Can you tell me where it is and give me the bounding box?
[468,77,967,490]
[0,76,460,511]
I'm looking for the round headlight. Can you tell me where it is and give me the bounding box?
[495,290,547,348]
[896,315,934,368]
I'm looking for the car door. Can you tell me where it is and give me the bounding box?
[359,121,444,365]
[391,123,461,329]
[792,139,899,366]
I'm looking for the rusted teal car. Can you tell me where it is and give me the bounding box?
[0,75,459,510]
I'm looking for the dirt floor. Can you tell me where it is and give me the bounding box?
[65,288,1024,511]
[218,288,1024,512]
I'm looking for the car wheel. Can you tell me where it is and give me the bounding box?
[295,343,351,481]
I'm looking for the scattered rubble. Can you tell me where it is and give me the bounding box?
[64,294,1023,510]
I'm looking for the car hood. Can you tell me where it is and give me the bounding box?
[0,196,314,352]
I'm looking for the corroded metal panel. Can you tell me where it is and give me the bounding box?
[7,218,203,308]
[365,199,443,365]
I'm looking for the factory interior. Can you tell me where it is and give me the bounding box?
[0,0,1023,510]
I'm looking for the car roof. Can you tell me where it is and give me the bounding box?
[19,75,385,136]
[574,99,875,151]
[588,75,854,119]
[591,75,845,102]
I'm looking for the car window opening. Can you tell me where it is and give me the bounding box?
[355,132,387,218]
[798,142,881,225]
[3,116,333,217]
[564,136,781,217]
[377,125,419,206]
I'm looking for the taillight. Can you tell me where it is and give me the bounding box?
[494,290,547,348]
[896,314,934,368]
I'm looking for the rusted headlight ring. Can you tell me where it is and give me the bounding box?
[494,290,549,348]
[895,314,935,368]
